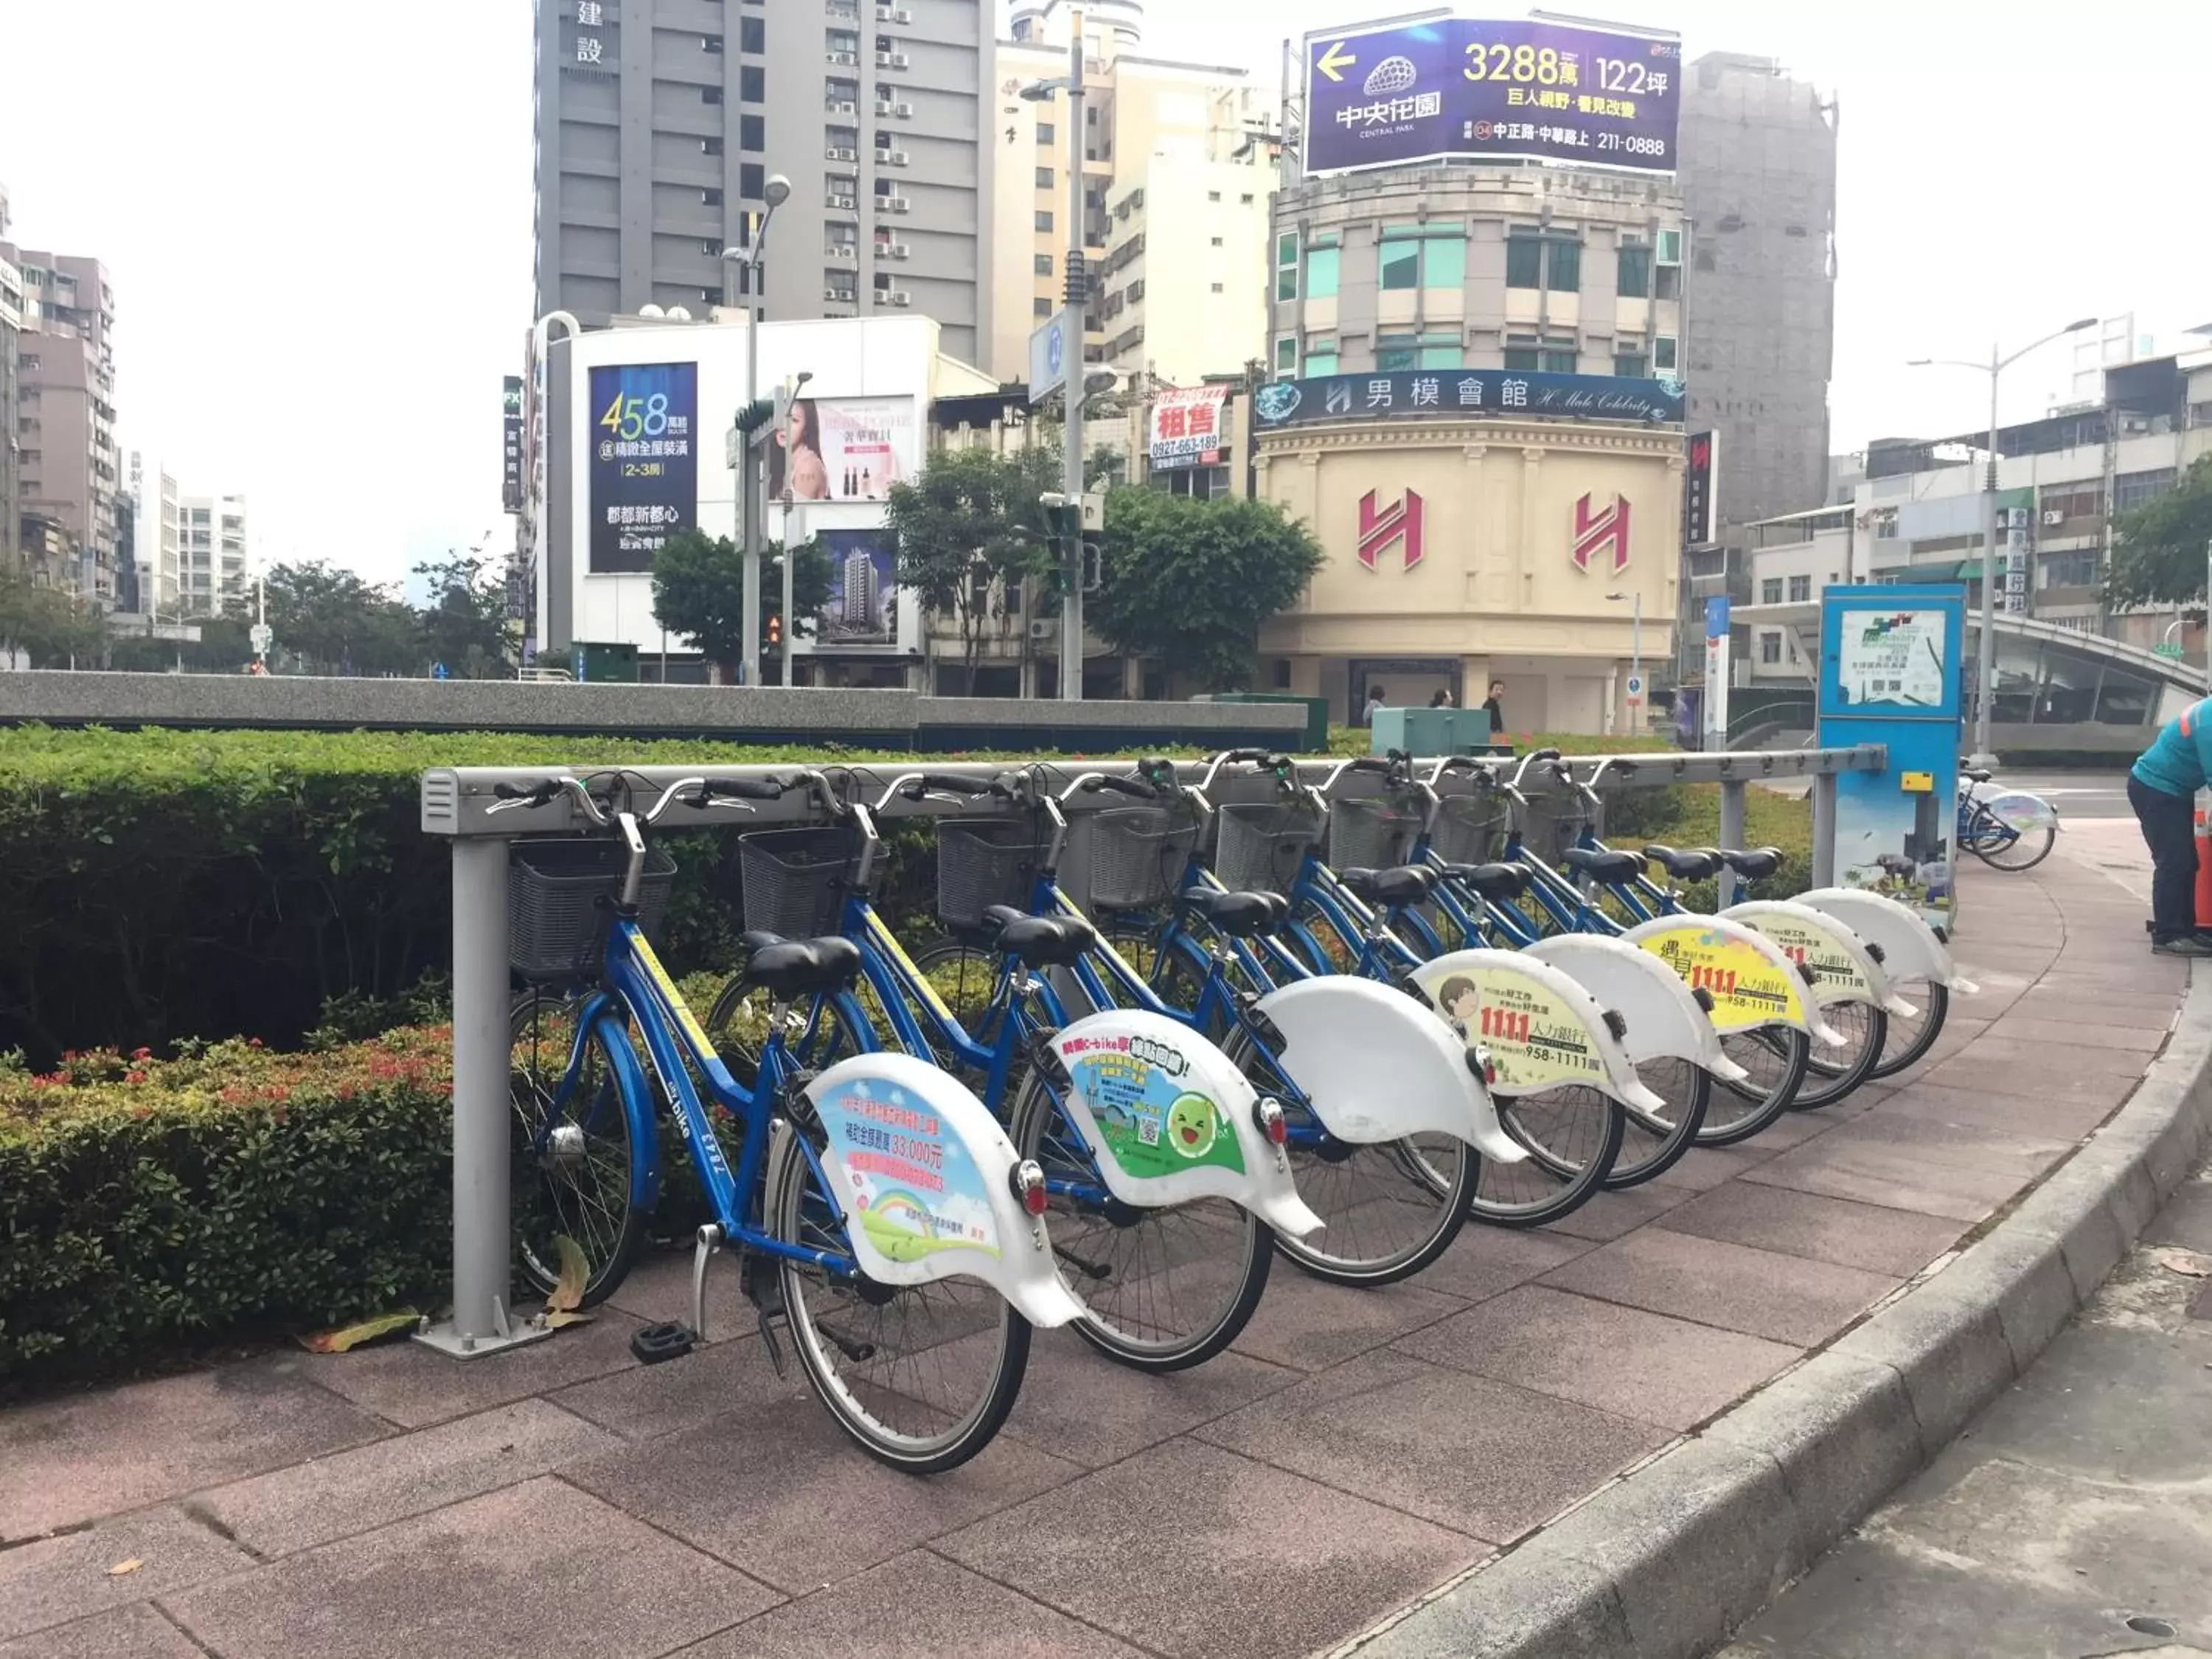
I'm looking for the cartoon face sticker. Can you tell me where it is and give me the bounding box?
[1165,1093,1220,1160]
[1435,974,1480,1037]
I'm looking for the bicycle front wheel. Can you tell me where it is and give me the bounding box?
[1011,1069,1270,1370]
[1225,1029,1477,1287]
[1973,813,2056,872]
[1697,1026,1809,1146]
[1603,1057,1710,1190]
[1793,1000,1887,1109]
[766,1121,1029,1474]
[509,992,650,1307]
[1871,980,1950,1079]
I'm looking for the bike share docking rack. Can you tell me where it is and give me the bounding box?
[416,742,1888,1357]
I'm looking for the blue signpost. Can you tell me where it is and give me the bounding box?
[1815,585,1967,933]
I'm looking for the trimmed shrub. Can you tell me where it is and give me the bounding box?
[0,1031,456,1385]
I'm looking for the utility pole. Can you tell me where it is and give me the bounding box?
[724,177,790,687]
[1060,10,1088,701]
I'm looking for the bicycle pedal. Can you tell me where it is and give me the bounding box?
[629,1322,697,1365]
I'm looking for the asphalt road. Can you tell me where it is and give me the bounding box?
[1988,771,2130,820]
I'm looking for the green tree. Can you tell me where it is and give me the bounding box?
[650,529,831,681]
[1089,489,1325,692]
[412,553,515,679]
[0,571,101,667]
[2104,455,2212,609]
[260,561,420,675]
[882,445,1060,692]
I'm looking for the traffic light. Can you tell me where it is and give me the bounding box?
[766,612,782,647]
[1080,537,1102,593]
[735,398,776,437]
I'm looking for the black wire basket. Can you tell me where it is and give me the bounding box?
[1326,796,1425,871]
[1083,805,1201,910]
[1211,802,1323,897]
[737,827,855,939]
[508,839,678,981]
[936,817,1046,930]
[1429,794,1512,865]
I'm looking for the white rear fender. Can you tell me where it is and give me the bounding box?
[804,1053,1085,1329]
[1050,1009,1324,1239]
[1408,950,1671,1116]
[1523,933,1747,1083]
[1620,914,1843,1047]
[1793,886,1979,995]
[1722,900,1916,1018]
[1251,975,1524,1164]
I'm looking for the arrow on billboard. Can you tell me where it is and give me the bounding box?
[1315,39,1357,81]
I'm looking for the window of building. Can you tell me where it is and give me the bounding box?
[701,186,724,207]
[1506,235,1581,292]
[2043,550,2100,588]
[1761,578,1782,604]
[1376,333,1419,372]
[1035,166,1054,188]
[741,66,764,100]
[1036,122,1054,143]
[1032,296,1054,317]
[703,33,724,52]
[1275,335,1297,377]
[1654,335,1677,372]
[1274,231,1298,302]
[1655,227,1683,299]
[1208,190,1221,203]
[1788,574,1812,602]
[1305,243,1339,299]
[1503,334,1576,373]
[740,114,764,150]
[1242,192,1255,206]
[2115,468,2176,512]
[1304,335,1338,378]
[1617,245,1651,297]
[1614,352,1647,378]
[1549,239,1581,292]
[1211,282,1224,293]
[2041,486,2102,521]
[741,161,764,198]
[702,135,725,156]
[1380,240,1419,291]
[1035,210,1053,232]
[1378,229,1464,291]
[1506,236,1543,289]
[1208,235,1223,247]
[703,84,723,104]
[1034,253,1054,275]
[1760,630,1783,664]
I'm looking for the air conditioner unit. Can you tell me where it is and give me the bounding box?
[828,49,858,65]
[824,286,846,300]
[883,53,910,69]
[1028,619,1058,641]
[889,291,911,307]
[830,100,858,116]
[883,196,911,213]
[894,102,915,118]
[875,50,894,66]
[875,100,896,115]
[2042,509,2065,526]
[827,193,858,209]
[829,245,858,260]
[877,4,912,20]
[883,149,911,166]
[878,240,911,259]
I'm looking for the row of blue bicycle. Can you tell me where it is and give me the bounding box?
[500,748,1977,1472]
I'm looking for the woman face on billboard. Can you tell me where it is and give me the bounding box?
[784,398,830,500]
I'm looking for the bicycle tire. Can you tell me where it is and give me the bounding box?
[1697,1026,1809,1147]
[1221,1026,1478,1287]
[1009,1068,1272,1369]
[509,992,651,1308]
[1871,980,1950,1079]
[1467,1086,1626,1228]
[1602,1057,1711,1190]
[1972,813,2056,872]
[1792,1000,1887,1110]
[704,969,866,1079]
[765,1120,1029,1473]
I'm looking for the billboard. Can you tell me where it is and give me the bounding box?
[1303,15,1681,178]
[502,376,524,512]
[1681,428,1717,548]
[1251,368,1683,431]
[766,395,917,504]
[815,527,900,649]
[587,361,698,574]
[1148,386,1231,472]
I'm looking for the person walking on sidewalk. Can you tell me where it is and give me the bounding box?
[2128,695,2212,956]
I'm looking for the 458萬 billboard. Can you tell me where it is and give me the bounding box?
[1303,12,1680,178]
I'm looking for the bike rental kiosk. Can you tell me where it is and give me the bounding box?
[1813,584,1967,936]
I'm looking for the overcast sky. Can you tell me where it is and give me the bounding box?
[1,0,2205,588]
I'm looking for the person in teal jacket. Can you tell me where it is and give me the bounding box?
[2129,695,2212,955]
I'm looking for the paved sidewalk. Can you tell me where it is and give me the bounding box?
[1714,1149,2212,1658]
[0,851,2185,1659]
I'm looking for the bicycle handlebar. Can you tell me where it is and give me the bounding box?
[1078,773,1159,800]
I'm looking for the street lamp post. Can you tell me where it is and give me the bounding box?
[723,173,791,687]
[1607,589,1642,735]
[1022,10,1088,700]
[1908,316,2095,765]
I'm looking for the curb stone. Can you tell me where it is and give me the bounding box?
[1343,968,2211,1659]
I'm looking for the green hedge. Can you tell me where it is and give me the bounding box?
[0,727,951,1065]
[0,1032,456,1385]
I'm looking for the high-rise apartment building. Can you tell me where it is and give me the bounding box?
[129,452,182,619]
[989,0,1272,384]
[175,491,248,617]
[1677,52,1837,543]
[0,240,119,604]
[0,184,21,571]
[532,0,992,363]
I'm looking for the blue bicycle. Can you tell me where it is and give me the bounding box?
[501,771,1069,1473]
[703,767,1276,1371]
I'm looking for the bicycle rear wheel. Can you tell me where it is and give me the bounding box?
[1697,1026,1808,1146]
[765,1121,1029,1474]
[1467,1087,1625,1228]
[1972,813,2056,872]
[1871,980,1950,1079]
[1012,1070,1272,1369]
[1793,1000,1887,1109]
[509,992,650,1307]
[1603,1057,1710,1190]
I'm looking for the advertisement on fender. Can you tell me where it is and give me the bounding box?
[1415,963,1607,1094]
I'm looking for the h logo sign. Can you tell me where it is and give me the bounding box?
[1571,492,1631,574]
[1357,489,1425,571]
